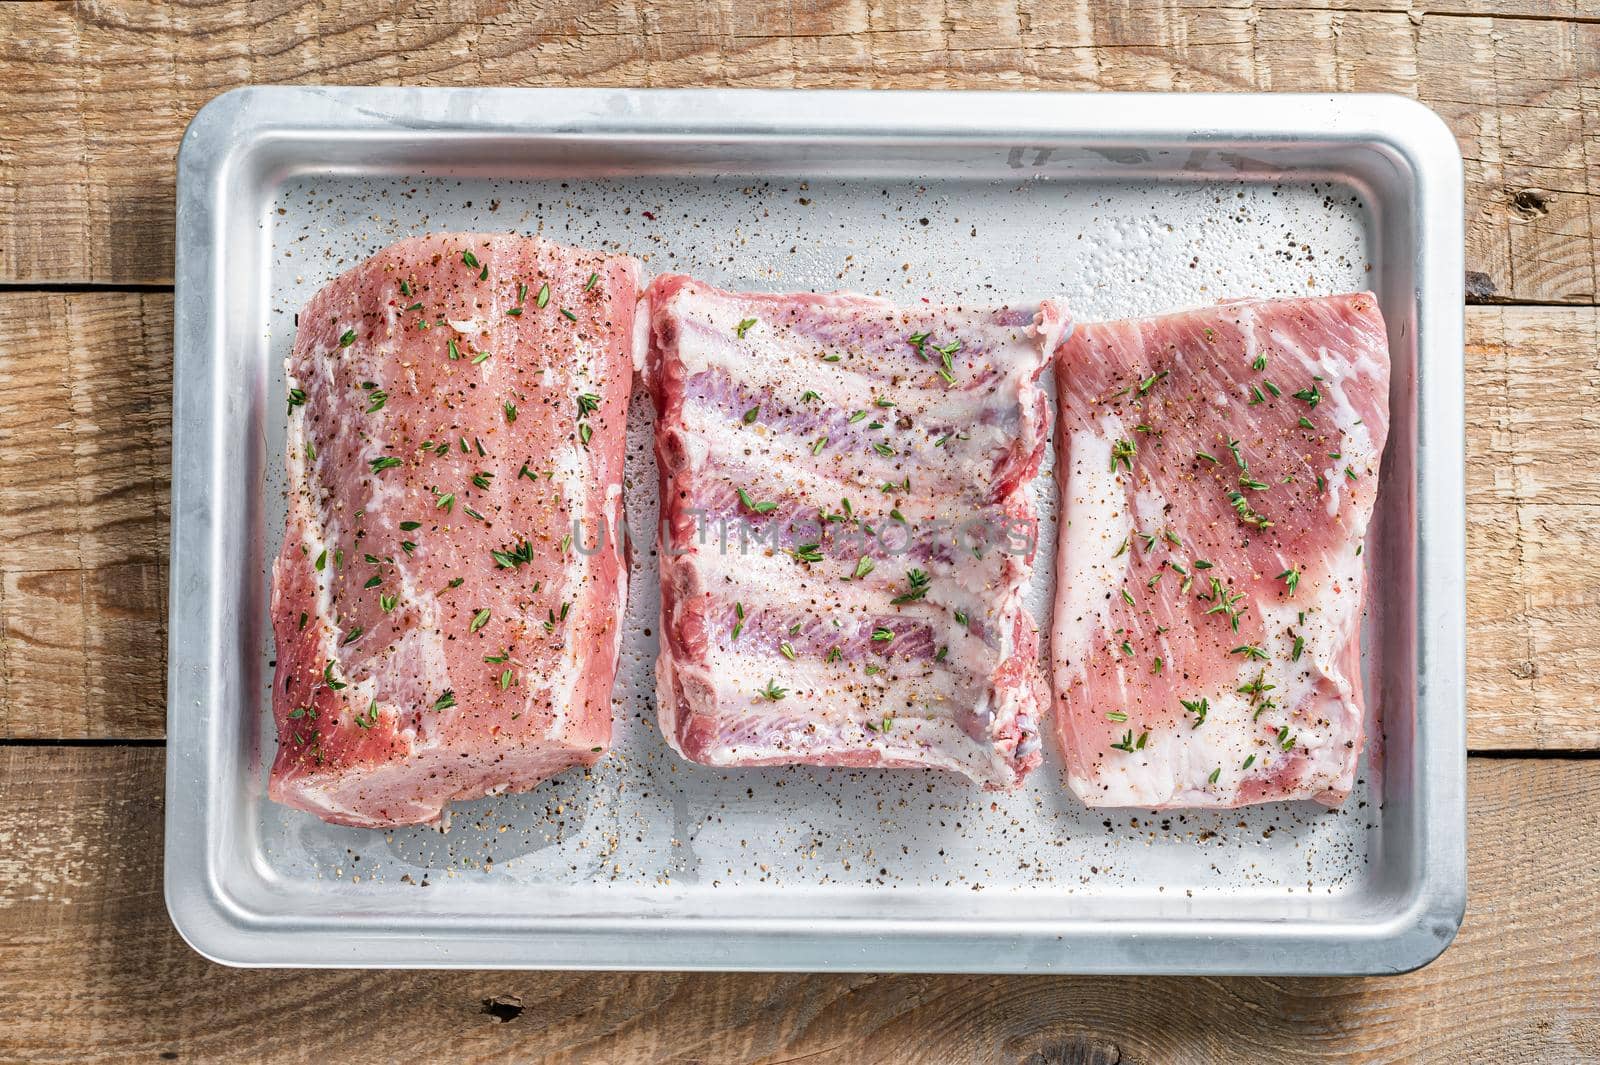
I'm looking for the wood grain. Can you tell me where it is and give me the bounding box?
[0,746,1591,1064]
[0,292,169,739]
[1,293,1594,747]
[0,0,1595,300]
[1467,307,1600,748]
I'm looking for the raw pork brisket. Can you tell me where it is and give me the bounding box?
[270,234,639,827]
[1050,293,1390,808]
[648,277,1068,789]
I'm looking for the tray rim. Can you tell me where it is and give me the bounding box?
[165,85,1467,974]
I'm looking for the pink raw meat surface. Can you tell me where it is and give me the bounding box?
[269,234,640,827]
[1050,292,1391,809]
[647,276,1068,789]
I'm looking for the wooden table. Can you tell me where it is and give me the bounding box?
[1,2,1596,1061]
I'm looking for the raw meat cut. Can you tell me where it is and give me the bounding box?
[270,233,640,827]
[1049,292,1390,808]
[647,276,1068,789]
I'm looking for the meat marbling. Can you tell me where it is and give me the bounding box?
[270,233,639,827]
[1049,292,1391,808]
[647,276,1068,789]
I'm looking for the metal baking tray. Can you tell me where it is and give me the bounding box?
[166,87,1466,973]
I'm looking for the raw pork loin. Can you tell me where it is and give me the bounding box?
[647,277,1068,789]
[270,234,639,827]
[1050,293,1390,808]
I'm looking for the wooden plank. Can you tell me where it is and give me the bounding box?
[0,746,1592,1063]
[0,295,1597,747]
[0,0,1595,299]
[0,292,169,739]
[1466,307,1600,748]
[1467,307,1600,508]
[1417,11,1600,305]
[1275,0,1596,14]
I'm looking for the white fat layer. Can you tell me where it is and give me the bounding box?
[1265,322,1383,518]
[283,402,349,709]
[1239,313,1262,368]
[1055,421,1134,668]
[298,329,455,749]
[631,295,651,374]
[1318,371,1380,519]
[680,363,1033,429]
[689,706,1012,783]
[601,480,629,687]
[691,537,1002,625]
[287,791,368,822]
[704,641,974,731]
[670,295,1046,392]
[288,371,370,709]
[697,568,996,681]
[390,558,452,742]
[677,403,1016,502]
[535,628,584,743]
[529,338,605,742]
